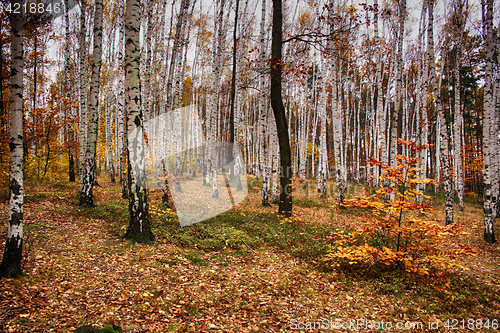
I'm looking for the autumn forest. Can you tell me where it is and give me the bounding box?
[0,0,499,331]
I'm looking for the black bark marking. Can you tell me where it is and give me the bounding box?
[0,235,23,278]
[10,178,21,196]
[10,212,23,226]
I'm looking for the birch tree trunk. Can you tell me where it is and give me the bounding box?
[0,1,24,278]
[208,0,225,198]
[64,0,75,182]
[495,37,500,219]
[428,0,453,225]
[482,0,496,243]
[116,0,128,199]
[318,76,327,196]
[449,0,465,211]
[416,0,427,202]
[389,0,406,201]
[142,0,154,123]
[453,45,464,211]
[374,0,386,181]
[80,0,104,207]
[79,0,88,191]
[123,0,154,244]
[271,112,279,203]
[106,95,116,183]
[227,0,239,179]
[259,0,271,206]
[332,64,345,203]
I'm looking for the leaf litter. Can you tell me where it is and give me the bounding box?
[0,180,498,332]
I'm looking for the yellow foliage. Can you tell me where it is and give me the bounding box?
[324,140,477,276]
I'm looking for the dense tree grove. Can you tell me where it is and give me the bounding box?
[0,0,499,275]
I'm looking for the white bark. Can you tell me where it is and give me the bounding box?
[124,0,154,244]
[317,65,327,196]
[64,0,75,182]
[80,0,104,207]
[482,0,496,243]
[453,47,464,211]
[428,0,453,225]
[416,0,428,201]
[0,1,24,278]
[79,0,88,191]
[332,64,345,202]
[259,0,271,206]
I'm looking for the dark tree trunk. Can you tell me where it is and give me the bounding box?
[271,0,292,216]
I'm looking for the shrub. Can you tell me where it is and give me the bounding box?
[323,139,476,275]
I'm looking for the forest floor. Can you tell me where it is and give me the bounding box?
[0,176,499,332]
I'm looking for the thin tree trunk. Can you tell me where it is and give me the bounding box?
[259,0,271,206]
[0,1,24,278]
[80,0,104,207]
[482,0,496,243]
[390,0,406,201]
[227,0,239,178]
[416,0,427,202]
[79,0,88,192]
[64,0,75,182]
[117,0,128,199]
[428,0,453,225]
[332,65,345,203]
[318,69,327,196]
[454,43,464,211]
[106,95,116,183]
[374,0,385,183]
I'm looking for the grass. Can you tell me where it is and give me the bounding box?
[293,197,331,208]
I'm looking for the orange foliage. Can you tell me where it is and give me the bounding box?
[324,140,476,275]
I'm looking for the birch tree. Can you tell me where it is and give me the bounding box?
[415,0,428,202]
[207,0,225,198]
[482,0,496,243]
[0,0,24,278]
[80,0,104,207]
[328,0,346,203]
[451,0,465,211]
[78,0,88,192]
[64,0,75,182]
[123,0,154,244]
[228,0,239,179]
[428,0,453,225]
[375,0,387,178]
[116,0,128,199]
[259,0,271,206]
